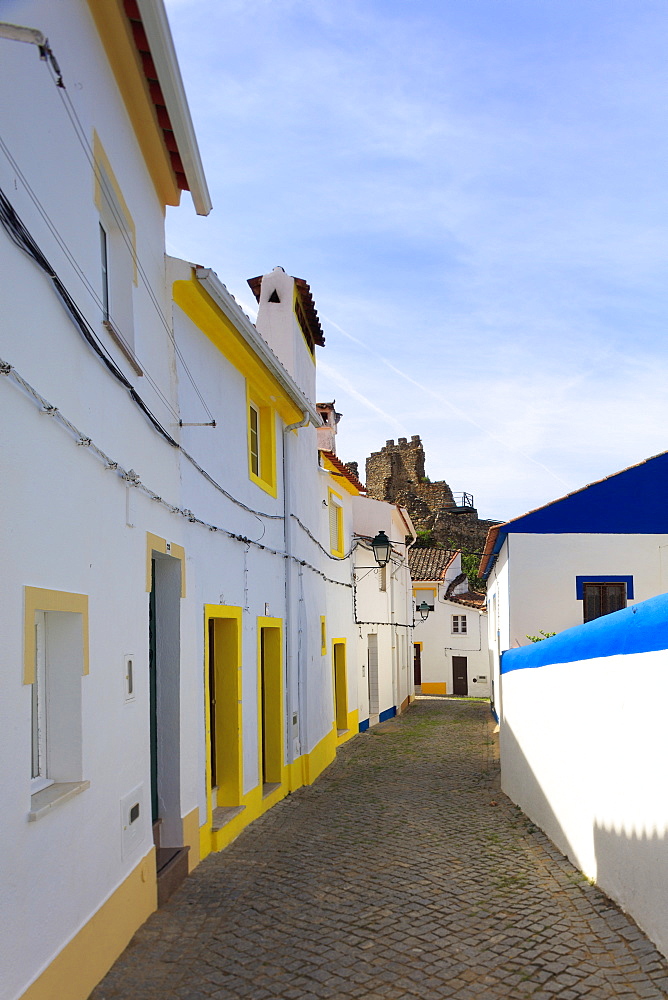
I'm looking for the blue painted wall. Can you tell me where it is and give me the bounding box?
[501,591,668,673]
[505,451,668,536]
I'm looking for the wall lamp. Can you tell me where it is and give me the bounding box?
[371,530,392,567]
[416,601,431,622]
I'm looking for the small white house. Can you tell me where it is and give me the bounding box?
[316,403,417,730]
[410,548,489,697]
[352,498,417,726]
[480,450,668,719]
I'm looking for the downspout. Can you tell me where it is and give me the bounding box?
[283,412,310,766]
[402,509,418,700]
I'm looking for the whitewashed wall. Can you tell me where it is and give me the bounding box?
[506,533,668,644]
[352,498,414,725]
[416,599,489,696]
[0,4,184,995]
[501,595,668,960]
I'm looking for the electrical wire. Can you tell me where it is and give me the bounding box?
[0,186,179,446]
[0,359,352,590]
[45,58,215,424]
[0,184,287,529]
[0,135,182,424]
[1,45,366,548]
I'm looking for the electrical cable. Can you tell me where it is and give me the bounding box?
[0,359,352,590]
[0,136,182,423]
[0,184,287,528]
[45,58,215,424]
[1,46,367,546]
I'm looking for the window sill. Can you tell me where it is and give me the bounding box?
[103,320,143,376]
[28,780,90,822]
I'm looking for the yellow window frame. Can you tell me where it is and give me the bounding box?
[328,488,344,558]
[24,587,89,683]
[246,383,277,497]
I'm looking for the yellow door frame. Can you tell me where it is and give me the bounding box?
[203,606,243,827]
[257,617,284,791]
[332,638,348,733]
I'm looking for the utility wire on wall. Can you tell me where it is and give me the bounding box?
[0,35,358,565]
[0,360,352,591]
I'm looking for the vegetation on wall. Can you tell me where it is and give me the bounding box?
[461,550,485,593]
[526,630,556,643]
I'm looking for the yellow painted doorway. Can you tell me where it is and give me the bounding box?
[205,606,242,811]
[333,640,348,733]
[258,620,283,794]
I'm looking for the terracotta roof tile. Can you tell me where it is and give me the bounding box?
[449,590,486,610]
[409,547,457,582]
[320,450,366,493]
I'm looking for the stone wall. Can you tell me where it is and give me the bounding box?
[365,435,498,555]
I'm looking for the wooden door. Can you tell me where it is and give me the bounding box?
[453,656,468,696]
[413,644,422,685]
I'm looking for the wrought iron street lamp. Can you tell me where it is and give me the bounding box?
[371,530,392,567]
[416,600,431,622]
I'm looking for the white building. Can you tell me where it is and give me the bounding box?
[480,450,668,719]
[409,548,489,697]
[1,3,210,997]
[1,4,403,999]
[316,403,417,730]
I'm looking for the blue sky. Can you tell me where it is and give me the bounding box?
[164,0,668,522]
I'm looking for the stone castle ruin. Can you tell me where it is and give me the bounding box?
[365,435,499,554]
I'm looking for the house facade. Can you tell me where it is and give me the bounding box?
[410,548,489,697]
[480,451,668,718]
[1,2,212,997]
[1,5,417,1000]
[316,403,417,731]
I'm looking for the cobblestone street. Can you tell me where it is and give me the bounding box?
[91,698,668,1000]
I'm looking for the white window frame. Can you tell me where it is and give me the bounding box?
[452,614,467,634]
[31,611,51,794]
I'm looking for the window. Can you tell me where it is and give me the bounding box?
[583,583,626,623]
[320,616,327,655]
[328,489,344,557]
[24,588,89,819]
[452,614,467,634]
[413,589,435,611]
[247,388,277,496]
[94,132,140,374]
[378,565,387,592]
[249,403,260,477]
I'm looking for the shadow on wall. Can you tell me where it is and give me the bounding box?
[502,719,668,961]
[500,719,574,864]
[594,822,668,960]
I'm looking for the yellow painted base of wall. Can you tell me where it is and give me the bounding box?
[20,850,157,1000]
[422,682,447,695]
[335,709,359,748]
[199,719,358,862]
[182,806,201,872]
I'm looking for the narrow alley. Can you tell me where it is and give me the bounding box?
[91,699,668,1000]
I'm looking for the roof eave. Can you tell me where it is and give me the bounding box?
[137,0,212,216]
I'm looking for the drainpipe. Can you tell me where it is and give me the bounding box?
[401,508,418,700]
[283,413,310,766]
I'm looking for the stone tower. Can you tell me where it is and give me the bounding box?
[365,435,498,555]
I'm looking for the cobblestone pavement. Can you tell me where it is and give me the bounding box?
[91,698,668,1000]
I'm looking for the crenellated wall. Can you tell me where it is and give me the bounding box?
[365,436,497,553]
